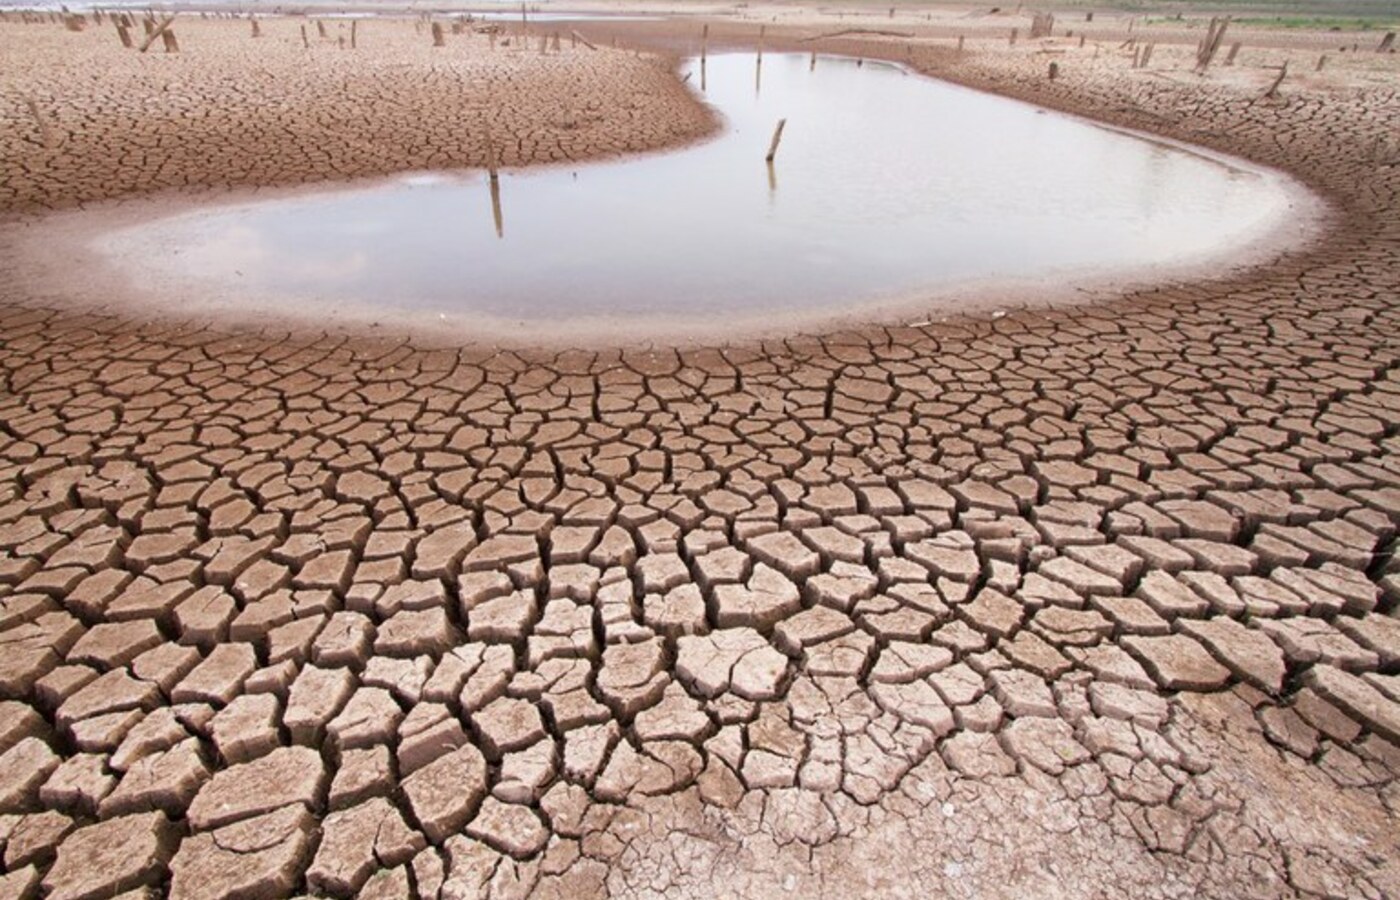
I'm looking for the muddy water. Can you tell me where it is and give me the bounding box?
[90,53,1316,336]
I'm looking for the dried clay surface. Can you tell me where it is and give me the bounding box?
[1,8,1400,900]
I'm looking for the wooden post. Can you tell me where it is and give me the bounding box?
[701,23,707,63]
[551,31,560,51]
[810,49,817,69]
[1263,62,1287,99]
[489,176,504,239]
[1377,32,1395,52]
[1141,43,1153,67]
[116,21,131,47]
[317,19,327,38]
[765,118,786,162]
[570,30,595,50]
[1196,16,1229,73]
[485,128,500,182]
[1048,61,1059,80]
[432,22,444,47]
[958,35,964,52]
[162,29,178,53]
[137,15,175,53]
[1078,34,1085,48]
[24,98,54,149]
[351,20,357,49]
[300,24,308,48]
[1010,28,1017,46]
[758,25,764,64]
[1315,53,1327,72]
[1225,41,1241,65]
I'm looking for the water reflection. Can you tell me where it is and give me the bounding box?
[98,53,1306,326]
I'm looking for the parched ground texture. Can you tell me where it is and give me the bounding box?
[2,9,1400,900]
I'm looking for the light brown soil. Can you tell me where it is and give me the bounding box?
[1,7,1399,900]
[0,15,716,212]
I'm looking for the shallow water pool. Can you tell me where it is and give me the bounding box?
[84,52,1316,338]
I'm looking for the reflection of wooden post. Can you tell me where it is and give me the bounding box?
[485,126,503,237]
[767,160,777,193]
[432,22,444,46]
[765,118,786,162]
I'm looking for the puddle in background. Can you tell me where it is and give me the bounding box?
[84,53,1316,335]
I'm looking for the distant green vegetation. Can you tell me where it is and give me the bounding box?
[1016,0,1400,18]
[1143,14,1399,30]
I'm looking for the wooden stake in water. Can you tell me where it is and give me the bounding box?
[765,118,786,162]
[489,176,504,239]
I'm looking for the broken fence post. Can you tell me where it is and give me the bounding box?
[765,118,786,162]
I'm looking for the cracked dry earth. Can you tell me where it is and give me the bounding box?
[3,16,1400,900]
